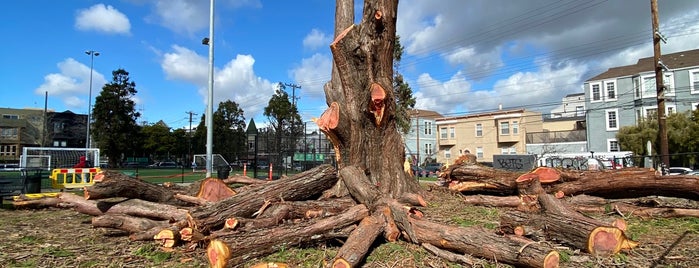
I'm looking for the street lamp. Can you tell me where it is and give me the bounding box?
[203,0,215,177]
[246,119,258,179]
[85,50,99,151]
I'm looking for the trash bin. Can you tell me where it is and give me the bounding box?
[21,169,43,194]
[216,165,231,179]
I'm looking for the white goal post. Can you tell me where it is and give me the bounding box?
[21,147,100,170]
[192,154,230,172]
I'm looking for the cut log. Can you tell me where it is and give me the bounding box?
[206,204,368,267]
[58,193,188,222]
[514,178,639,255]
[443,163,520,195]
[84,170,191,206]
[195,178,236,202]
[221,174,266,185]
[550,173,699,200]
[187,164,339,232]
[516,167,561,183]
[91,214,170,234]
[411,218,559,268]
[332,212,384,267]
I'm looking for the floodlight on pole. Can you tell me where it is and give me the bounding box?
[204,0,215,178]
[85,50,99,152]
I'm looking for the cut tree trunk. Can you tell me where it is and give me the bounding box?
[85,170,192,206]
[91,214,170,234]
[443,163,521,195]
[206,204,368,267]
[511,178,639,255]
[410,218,560,268]
[551,173,699,200]
[58,192,188,222]
[187,164,339,232]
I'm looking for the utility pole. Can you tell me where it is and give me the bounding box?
[414,110,420,166]
[281,82,301,171]
[651,0,669,167]
[186,111,198,165]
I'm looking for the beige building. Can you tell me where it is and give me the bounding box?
[435,109,543,164]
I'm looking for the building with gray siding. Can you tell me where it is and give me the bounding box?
[584,48,699,153]
[404,109,441,166]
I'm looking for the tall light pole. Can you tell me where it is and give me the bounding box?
[85,50,99,152]
[204,0,215,178]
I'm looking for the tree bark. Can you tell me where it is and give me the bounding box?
[411,218,560,268]
[85,170,191,206]
[551,173,699,200]
[187,164,339,232]
[514,178,639,255]
[206,204,368,267]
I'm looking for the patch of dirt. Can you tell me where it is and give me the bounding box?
[1,184,699,267]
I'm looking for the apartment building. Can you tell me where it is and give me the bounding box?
[404,109,442,166]
[584,48,699,153]
[0,108,87,162]
[434,109,542,164]
[0,108,46,162]
[526,93,587,156]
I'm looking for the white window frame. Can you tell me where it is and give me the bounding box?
[440,127,447,139]
[605,108,619,131]
[607,139,620,152]
[643,105,676,119]
[633,77,641,99]
[664,72,675,96]
[475,123,483,137]
[424,122,432,135]
[445,149,451,159]
[590,82,602,103]
[641,75,656,99]
[690,69,699,94]
[500,121,510,135]
[449,127,455,138]
[425,143,432,155]
[512,121,519,135]
[604,80,617,101]
[476,147,483,159]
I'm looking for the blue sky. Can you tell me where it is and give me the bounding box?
[2,0,698,130]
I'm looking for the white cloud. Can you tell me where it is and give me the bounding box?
[444,46,504,79]
[290,53,332,99]
[160,45,275,119]
[35,58,107,111]
[75,4,131,34]
[153,0,208,35]
[150,0,261,35]
[487,61,587,112]
[303,29,332,51]
[414,72,472,115]
[396,0,699,115]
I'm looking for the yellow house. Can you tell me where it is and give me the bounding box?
[435,109,543,164]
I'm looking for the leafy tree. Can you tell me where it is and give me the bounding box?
[617,110,699,167]
[212,100,247,163]
[141,121,176,161]
[264,87,303,169]
[91,69,141,167]
[190,100,247,165]
[393,35,416,134]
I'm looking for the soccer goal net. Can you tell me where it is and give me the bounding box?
[192,154,230,172]
[21,147,100,170]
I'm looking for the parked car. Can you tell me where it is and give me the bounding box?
[293,163,304,172]
[411,165,425,177]
[149,161,179,168]
[667,167,692,175]
[423,163,443,177]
